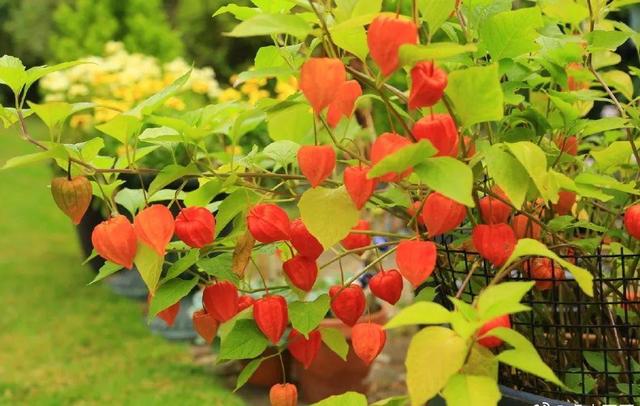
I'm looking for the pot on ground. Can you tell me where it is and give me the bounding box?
[293,308,388,404]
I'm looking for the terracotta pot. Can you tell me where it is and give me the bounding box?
[247,347,290,387]
[293,308,388,403]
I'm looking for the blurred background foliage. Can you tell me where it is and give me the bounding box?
[0,0,264,83]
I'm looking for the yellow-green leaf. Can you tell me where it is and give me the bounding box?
[385,302,451,329]
[406,326,467,405]
[134,243,163,294]
[298,186,359,248]
[442,374,501,406]
[501,239,593,296]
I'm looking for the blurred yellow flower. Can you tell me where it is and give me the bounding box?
[165,96,186,111]
[218,88,242,102]
[276,76,298,100]
[70,114,93,130]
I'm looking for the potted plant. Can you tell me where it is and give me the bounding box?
[2,0,640,405]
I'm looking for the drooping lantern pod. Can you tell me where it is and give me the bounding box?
[149,294,180,327]
[624,205,640,240]
[395,240,437,287]
[289,219,323,259]
[343,165,377,210]
[238,295,255,312]
[174,206,215,248]
[527,258,564,291]
[476,315,511,348]
[287,329,321,369]
[202,281,239,322]
[478,193,512,224]
[340,219,372,251]
[554,134,578,156]
[412,114,459,157]
[552,190,576,216]
[50,176,93,225]
[511,214,542,240]
[462,136,476,158]
[283,255,318,292]
[369,269,403,304]
[421,192,466,237]
[91,214,137,269]
[408,61,448,110]
[297,145,336,187]
[472,224,516,267]
[253,295,289,344]
[299,57,346,114]
[370,133,413,182]
[352,323,386,365]
[269,383,298,406]
[247,204,291,243]
[327,80,362,127]
[329,284,366,326]
[192,309,219,343]
[134,204,175,256]
[566,62,590,91]
[367,14,418,77]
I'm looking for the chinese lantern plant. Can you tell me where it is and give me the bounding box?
[2,0,640,404]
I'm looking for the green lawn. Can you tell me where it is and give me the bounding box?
[0,123,244,405]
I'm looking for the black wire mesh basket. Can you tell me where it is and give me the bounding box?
[434,244,640,405]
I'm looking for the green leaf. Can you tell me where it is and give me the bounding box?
[601,70,634,100]
[88,262,122,285]
[311,391,368,406]
[399,43,477,66]
[213,4,259,20]
[162,249,200,282]
[263,140,301,168]
[587,30,630,51]
[0,55,26,94]
[502,239,593,296]
[406,326,467,405]
[134,243,163,294]
[479,7,543,60]
[385,302,451,329]
[575,173,639,195]
[414,157,474,206]
[484,145,530,209]
[148,277,198,321]
[505,142,558,202]
[235,67,294,86]
[148,164,198,196]
[320,327,349,361]
[232,109,266,141]
[95,114,142,144]
[219,319,269,360]
[26,101,72,130]
[476,281,535,321]
[540,0,589,25]
[184,180,222,207]
[215,189,260,235]
[228,13,311,39]
[234,357,264,391]
[1,145,67,170]
[129,70,191,117]
[368,140,436,178]
[446,64,504,126]
[298,186,360,248]
[442,374,501,406]
[289,294,330,336]
[370,397,408,406]
[330,25,369,61]
[591,141,635,172]
[418,0,456,37]
[25,60,85,91]
[461,0,511,29]
[198,254,239,285]
[491,327,565,387]
[114,188,145,217]
[267,103,313,143]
